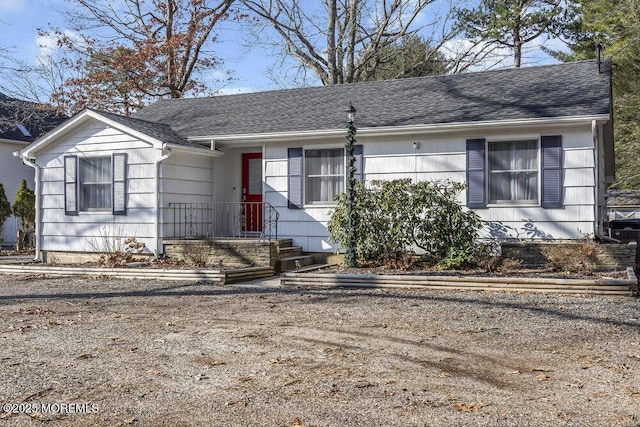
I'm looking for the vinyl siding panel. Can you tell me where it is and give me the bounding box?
[264,125,599,251]
[36,120,159,253]
[159,151,213,239]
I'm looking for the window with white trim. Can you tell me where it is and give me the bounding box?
[79,157,112,211]
[466,136,561,209]
[488,140,538,204]
[64,153,127,216]
[305,148,344,205]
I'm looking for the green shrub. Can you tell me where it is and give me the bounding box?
[12,179,35,250]
[0,183,11,245]
[328,179,484,268]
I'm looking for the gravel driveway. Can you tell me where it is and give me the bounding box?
[0,274,639,426]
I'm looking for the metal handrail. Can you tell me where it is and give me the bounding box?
[167,202,279,240]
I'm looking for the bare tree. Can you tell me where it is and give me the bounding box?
[41,0,235,114]
[242,0,481,85]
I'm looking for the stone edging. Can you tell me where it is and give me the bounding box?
[281,267,638,296]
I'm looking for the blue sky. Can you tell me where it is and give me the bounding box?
[1,0,565,100]
[0,0,279,96]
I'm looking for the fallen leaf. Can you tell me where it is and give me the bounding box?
[451,402,484,412]
[77,353,95,359]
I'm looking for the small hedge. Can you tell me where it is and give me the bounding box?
[328,179,485,269]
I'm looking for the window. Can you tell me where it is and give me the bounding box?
[466,136,562,209]
[79,157,112,211]
[305,148,344,204]
[64,153,127,215]
[488,140,538,203]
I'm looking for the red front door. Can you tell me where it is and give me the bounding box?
[241,153,263,232]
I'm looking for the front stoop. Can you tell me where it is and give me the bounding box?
[274,239,317,273]
[281,267,639,296]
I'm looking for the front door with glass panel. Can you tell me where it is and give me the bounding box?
[241,153,263,233]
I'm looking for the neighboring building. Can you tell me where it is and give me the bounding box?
[19,59,614,261]
[607,190,640,221]
[0,93,65,247]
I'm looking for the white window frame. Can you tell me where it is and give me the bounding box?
[79,156,112,212]
[486,137,540,206]
[303,146,345,206]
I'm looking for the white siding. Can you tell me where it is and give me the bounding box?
[0,141,34,246]
[264,125,599,252]
[36,120,159,253]
[160,150,214,239]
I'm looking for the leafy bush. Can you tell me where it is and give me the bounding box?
[328,179,484,268]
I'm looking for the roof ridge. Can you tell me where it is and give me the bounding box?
[139,59,604,106]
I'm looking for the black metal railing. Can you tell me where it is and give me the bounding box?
[167,202,279,240]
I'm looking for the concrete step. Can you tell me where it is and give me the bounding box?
[277,246,303,257]
[277,239,294,249]
[276,255,314,273]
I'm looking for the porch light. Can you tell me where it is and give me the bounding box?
[346,102,356,123]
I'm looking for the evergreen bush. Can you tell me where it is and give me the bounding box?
[0,183,11,246]
[328,179,484,268]
[12,179,35,250]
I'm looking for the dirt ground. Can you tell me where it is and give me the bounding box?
[0,274,639,426]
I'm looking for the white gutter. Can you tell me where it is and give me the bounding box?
[154,148,173,258]
[0,138,30,146]
[189,115,611,144]
[18,157,41,261]
[167,143,223,157]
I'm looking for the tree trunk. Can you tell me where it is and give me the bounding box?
[327,0,338,85]
[345,0,358,83]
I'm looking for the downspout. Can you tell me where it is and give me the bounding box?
[21,158,41,261]
[154,148,173,258]
[592,120,617,242]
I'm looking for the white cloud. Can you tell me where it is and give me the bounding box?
[215,87,256,96]
[441,38,513,72]
[35,29,83,65]
[441,35,566,73]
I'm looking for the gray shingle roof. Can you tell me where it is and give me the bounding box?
[133,59,611,138]
[92,109,205,148]
[0,92,67,142]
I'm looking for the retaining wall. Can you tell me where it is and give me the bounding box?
[501,241,637,271]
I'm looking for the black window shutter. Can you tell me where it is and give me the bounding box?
[466,139,486,209]
[541,135,563,208]
[112,153,127,215]
[354,144,364,181]
[288,147,303,209]
[64,155,78,216]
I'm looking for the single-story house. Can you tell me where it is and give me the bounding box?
[19,59,614,262]
[0,93,65,246]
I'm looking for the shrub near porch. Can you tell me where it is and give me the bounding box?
[328,179,483,269]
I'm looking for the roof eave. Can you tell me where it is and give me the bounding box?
[166,143,223,157]
[19,109,165,159]
[190,115,611,144]
[0,138,30,146]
